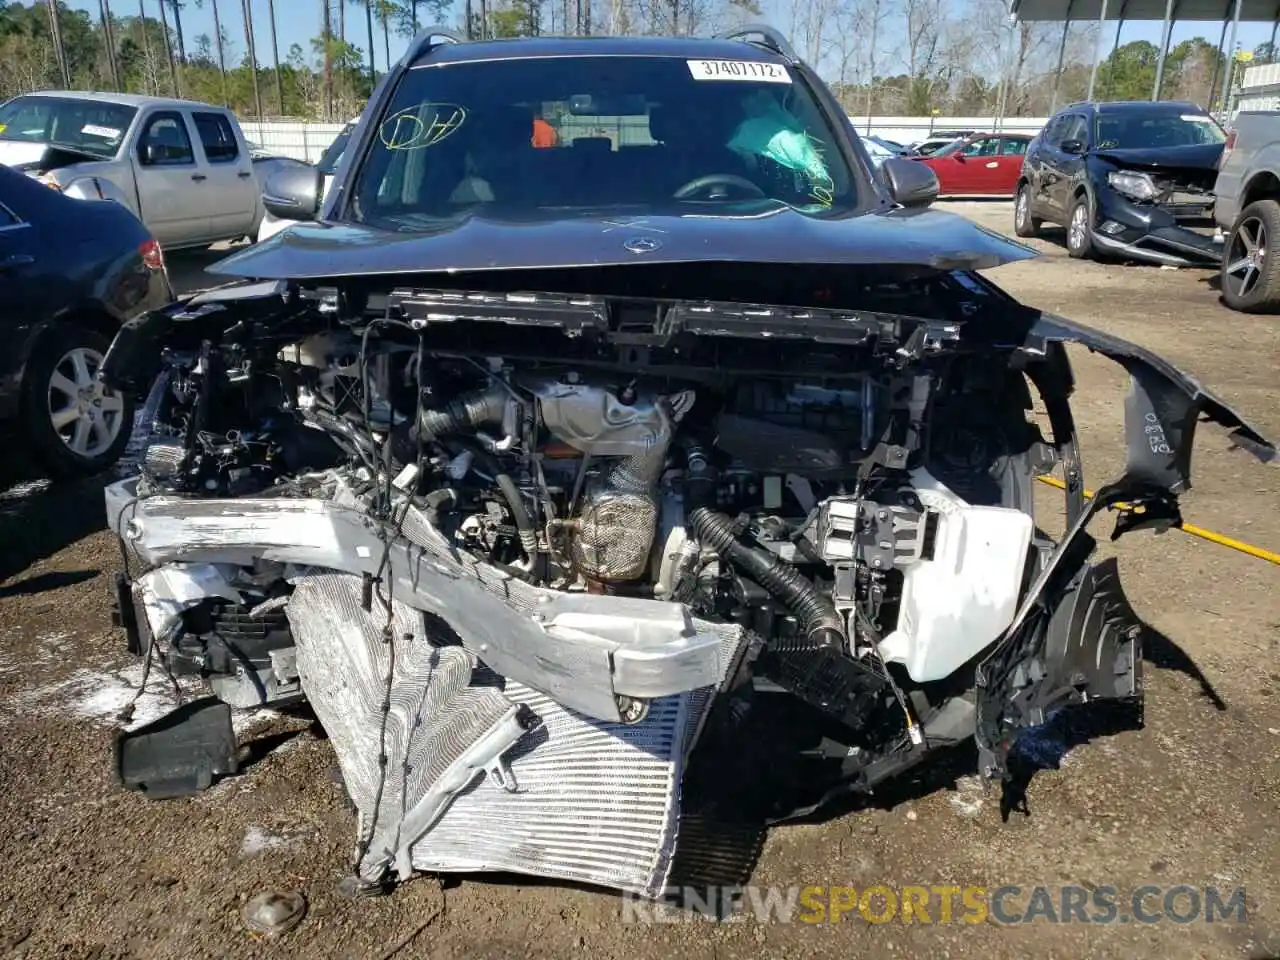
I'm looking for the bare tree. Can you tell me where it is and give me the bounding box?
[265,0,284,113]
[156,0,182,94]
[241,0,263,118]
[787,0,834,66]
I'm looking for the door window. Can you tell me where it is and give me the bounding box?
[1059,115,1089,148]
[192,112,241,163]
[1040,116,1065,146]
[138,112,195,166]
[960,137,1001,157]
[1000,137,1029,156]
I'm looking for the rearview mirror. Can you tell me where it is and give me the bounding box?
[262,164,324,222]
[881,156,939,208]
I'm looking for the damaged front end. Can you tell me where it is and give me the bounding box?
[97,262,1273,897]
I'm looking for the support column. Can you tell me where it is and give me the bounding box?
[994,14,1018,130]
[1208,0,1232,112]
[1152,0,1177,100]
[1087,0,1111,101]
[1221,0,1246,115]
[1105,0,1128,99]
[1049,0,1075,114]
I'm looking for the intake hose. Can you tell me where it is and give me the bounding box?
[496,473,539,561]
[684,442,844,650]
[417,385,509,442]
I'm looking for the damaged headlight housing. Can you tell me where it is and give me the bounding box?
[1107,170,1158,202]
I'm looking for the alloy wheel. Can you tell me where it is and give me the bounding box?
[1068,202,1089,252]
[1225,216,1267,299]
[1016,189,1028,229]
[46,347,126,459]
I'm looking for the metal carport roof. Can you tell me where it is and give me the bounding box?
[1009,0,1280,20]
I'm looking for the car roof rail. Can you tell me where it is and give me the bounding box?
[713,24,800,63]
[402,25,465,66]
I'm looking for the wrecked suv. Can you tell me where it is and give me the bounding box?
[1015,100,1225,266]
[98,28,1274,899]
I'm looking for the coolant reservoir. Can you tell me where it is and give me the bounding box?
[877,468,1034,683]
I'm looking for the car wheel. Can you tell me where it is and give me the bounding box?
[1066,194,1095,259]
[1220,199,1280,312]
[1013,184,1042,238]
[19,326,135,479]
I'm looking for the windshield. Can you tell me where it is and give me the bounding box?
[317,123,356,175]
[347,55,858,228]
[0,95,136,159]
[1094,112,1226,150]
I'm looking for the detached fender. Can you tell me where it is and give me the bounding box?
[973,308,1273,783]
[1028,311,1274,487]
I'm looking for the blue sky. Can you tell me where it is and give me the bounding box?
[61,0,1280,77]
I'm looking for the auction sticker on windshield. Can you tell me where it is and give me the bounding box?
[687,60,791,83]
[81,124,121,139]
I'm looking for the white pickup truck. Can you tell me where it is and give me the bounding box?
[0,91,265,250]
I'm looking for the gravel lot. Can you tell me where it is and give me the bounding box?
[1,203,1278,960]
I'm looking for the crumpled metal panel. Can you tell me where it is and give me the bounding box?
[286,571,749,897]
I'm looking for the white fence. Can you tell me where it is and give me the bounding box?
[237,115,1050,161]
[852,116,1049,143]
[240,120,348,162]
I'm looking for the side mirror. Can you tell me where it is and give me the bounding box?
[881,156,939,208]
[262,164,324,222]
[1061,138,1085,155]
[141,142,161,165]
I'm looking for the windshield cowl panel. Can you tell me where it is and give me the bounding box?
[345,55,861,231]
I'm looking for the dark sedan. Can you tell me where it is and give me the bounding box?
[0,161,172,477]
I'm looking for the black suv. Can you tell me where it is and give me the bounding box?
[1014,100,1225,266]
[97,27,1272,891]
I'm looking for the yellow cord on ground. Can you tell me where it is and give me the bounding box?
[1035,474,1280,566]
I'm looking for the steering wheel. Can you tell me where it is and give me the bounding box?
[673,173,767,201]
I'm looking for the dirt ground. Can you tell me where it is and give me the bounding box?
[1,204,1278,960]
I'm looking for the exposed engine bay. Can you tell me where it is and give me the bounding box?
[98,265,1274,898]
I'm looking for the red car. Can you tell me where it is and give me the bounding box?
[918,133,1032,197]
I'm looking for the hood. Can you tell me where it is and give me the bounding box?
[1093,143,1223,172]
[207,205,1037,281]
[0,139,105,172]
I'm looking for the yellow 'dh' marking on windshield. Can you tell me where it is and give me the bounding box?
[379,104,468,151]
[804,131,835,207]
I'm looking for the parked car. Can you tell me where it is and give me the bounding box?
[0,91,265,250]
[1212,111,1280,310]
[859,133,895,167]
[0,161,171,477]
[1014,100,1224,265]
[908,136,962,156]
[916,132,1032,196]
[97,28,1271,902]
[864,133,909,155]
[257,115,360,243]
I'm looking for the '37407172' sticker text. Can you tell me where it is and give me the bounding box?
[686,60,792,83]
